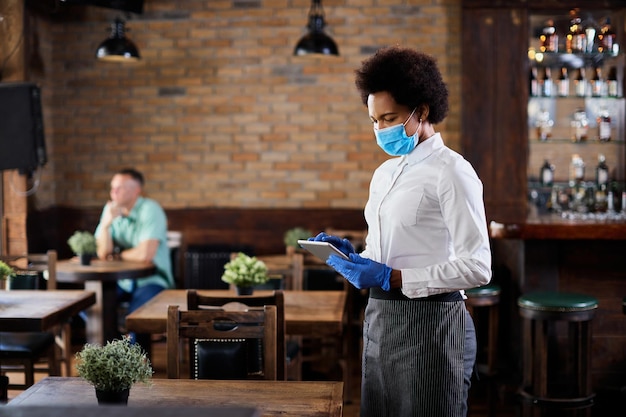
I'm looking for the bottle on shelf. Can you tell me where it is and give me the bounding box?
[597,17,617,55]
[566,11,586,53]
[540,160,555,187]
[589,67,603,97]
[540,19,559,53]
[535,108,553,141]
[596,107,611,142]
[542,67,553,97]
[606,66,618,97]
[530,67,539,97]
[557,67,569,97]
[595,154,609,212]
[569,154,585,187]
[574,67,586,97]
[584,21,596,53]
[595,154,609,187]
[570,109,589,142]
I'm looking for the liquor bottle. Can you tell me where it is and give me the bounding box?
[606,66,618,97]
[574,67,586,97]
[569,154,585,186]
[557,67,569,97]
[584,21,596,53]
[595,154,609,188]
[597,17,616,55]
[542,67,553,97]
[540,160,555,187]
[540,19,559,53]
[596,108,611,142]
[529,67,539,97]
[536,109,553,141]
[571,109,588,142]
[595,154,610,212]
[589,67,603,97]
[566,11,586,53]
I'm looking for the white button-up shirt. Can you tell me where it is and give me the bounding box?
[361,133,492,299]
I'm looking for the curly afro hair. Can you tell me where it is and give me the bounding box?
[355,46,449,124]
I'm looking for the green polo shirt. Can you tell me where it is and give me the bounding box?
[95,197,173,292]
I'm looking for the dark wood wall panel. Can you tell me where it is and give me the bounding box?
[28,206,367,259]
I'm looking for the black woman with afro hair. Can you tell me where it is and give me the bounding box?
[310,46,492,416]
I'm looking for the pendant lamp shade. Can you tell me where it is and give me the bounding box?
[96,18,140,62]
[294,0,339,56]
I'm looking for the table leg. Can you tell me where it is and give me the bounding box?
[85,281,120,344]
[84,281,103,345]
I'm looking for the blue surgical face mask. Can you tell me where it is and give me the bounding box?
[374,108,420,156]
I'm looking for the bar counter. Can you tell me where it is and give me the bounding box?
[490,213,626,240]
[489,215,626,395]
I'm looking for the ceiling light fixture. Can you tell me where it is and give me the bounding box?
[293,0,339,57]
[95,18,140,62]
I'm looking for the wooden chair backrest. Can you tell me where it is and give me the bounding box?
[166,304,278,380]
[187,289,286,380]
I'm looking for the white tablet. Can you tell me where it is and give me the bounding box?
[297,240,350,262]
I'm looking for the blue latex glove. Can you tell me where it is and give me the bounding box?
[326,253,392,291]
[308,232,355,257]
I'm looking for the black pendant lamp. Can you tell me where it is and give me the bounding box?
[294,0,339,57]
[96,18,140,62]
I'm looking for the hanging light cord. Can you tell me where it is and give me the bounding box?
[307,0,326,31]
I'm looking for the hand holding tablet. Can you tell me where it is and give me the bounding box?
[297,239,350,262]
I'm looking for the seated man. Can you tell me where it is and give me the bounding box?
[95,168,174,346]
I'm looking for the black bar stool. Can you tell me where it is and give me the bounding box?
[466,283,501,417]
[518,291,598,417]
[465,283,501,378]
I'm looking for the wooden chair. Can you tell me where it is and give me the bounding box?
[187,289,291,380]
[166,304,278,380]
[0,250,70,390]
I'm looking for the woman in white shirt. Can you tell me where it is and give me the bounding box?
[312,46,491,417]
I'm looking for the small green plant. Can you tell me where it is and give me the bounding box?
[67,230,97,255]
[221,252,269,288]
[75,336,153,392]
[0,260,15,280]
[283,227,313,248]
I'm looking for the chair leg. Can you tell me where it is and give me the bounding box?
[24,360,35,388]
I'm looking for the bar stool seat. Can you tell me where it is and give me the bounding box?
[465,283,501,377]
[518,291,598,415]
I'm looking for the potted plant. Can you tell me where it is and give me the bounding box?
[0,260,13,290]
[283,227,312,255]
[67,230,98,265]
[221,252,269,295]
[0,259,40,289]
[75,336,153,405]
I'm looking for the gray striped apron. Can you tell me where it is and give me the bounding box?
[361,289,475,417]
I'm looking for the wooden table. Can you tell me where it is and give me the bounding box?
[0,290,95,332]
[8,377,344,417]
[3,405,259,417]
[126,289,347,337]
[56,259,157,344]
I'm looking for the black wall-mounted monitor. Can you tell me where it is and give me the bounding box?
[0,82,47,174]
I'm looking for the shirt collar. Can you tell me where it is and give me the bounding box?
[125,196,144,222]
[394,133,444,167]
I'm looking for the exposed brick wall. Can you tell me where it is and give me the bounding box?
[27,0,462,211]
